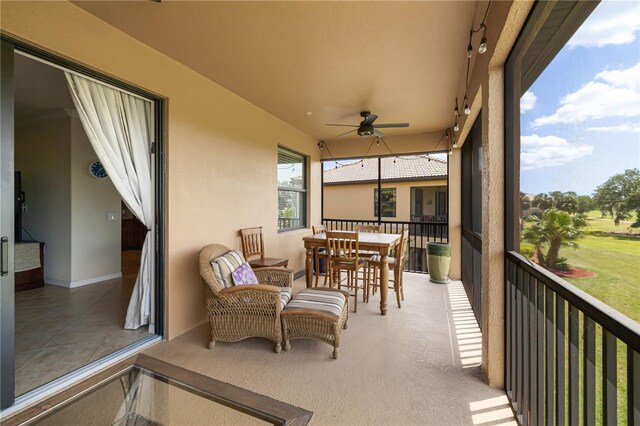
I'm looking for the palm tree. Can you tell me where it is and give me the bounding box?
[522,208,587,268]
[532,193,553,211]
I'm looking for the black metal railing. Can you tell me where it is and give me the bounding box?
[505,251,640,426]
[462,228,482,326]
[278,218,302,230]
[322,218,448,273]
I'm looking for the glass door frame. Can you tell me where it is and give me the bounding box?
[0,35,167,411]
[0,39,16,411]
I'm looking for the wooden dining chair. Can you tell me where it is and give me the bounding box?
[354,224,381,285]
[312,224,329,287]
[366,229,409,308]
[326,231,367,313]
[355,224,381,233]
[240,227,289,269]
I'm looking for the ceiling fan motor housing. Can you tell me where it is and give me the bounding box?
[357,125,375,137]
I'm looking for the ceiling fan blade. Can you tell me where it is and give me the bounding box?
[373,123,410,128]
[374,129,385,138]
[335,129,358,138]
[362,114,379,126]
[325,124,359,127]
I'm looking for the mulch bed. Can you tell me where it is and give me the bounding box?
[549,268,596,279]
[529,253,595,278]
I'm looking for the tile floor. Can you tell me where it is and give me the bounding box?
[14,250,152,396]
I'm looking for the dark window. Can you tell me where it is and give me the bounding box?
[374,188,396,218]
[277,146,306,231]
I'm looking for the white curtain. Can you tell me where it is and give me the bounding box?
[65,72,153,330]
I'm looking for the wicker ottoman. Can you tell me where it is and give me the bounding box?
[281,288,349,359]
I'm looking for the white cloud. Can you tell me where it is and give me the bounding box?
[568,0,640,48]
[520,91,537,113]
[587,123,640,132]
[521,134,593,170]
[531,63,640,128]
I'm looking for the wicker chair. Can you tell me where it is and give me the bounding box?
[199,244,294,353]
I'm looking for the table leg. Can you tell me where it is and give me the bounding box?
[379,253,389,315]
[305,247,314,288]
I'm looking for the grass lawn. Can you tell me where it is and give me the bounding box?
[522,210,640,323]
[521,211,638,424]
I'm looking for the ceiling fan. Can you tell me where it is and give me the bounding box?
[326,111,409,138]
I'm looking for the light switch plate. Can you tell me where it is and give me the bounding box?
[106,213,118,221]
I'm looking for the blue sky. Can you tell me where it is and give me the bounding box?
[520,0,640,196]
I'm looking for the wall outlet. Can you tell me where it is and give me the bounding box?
[106,213,118,221]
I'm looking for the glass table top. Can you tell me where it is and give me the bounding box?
[24,355,312,426]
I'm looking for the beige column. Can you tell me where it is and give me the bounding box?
[448,150,462,280]
[480,67,505,388]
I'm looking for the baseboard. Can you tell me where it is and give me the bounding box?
[45,272,123,288]
[293,270,306,280]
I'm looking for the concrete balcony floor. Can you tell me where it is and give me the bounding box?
[144,273,516,425]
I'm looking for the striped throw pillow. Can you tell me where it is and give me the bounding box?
[210,250,245,288]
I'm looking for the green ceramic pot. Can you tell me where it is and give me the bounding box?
[427,242,451,284]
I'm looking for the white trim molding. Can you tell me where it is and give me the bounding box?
[45,272,122,288]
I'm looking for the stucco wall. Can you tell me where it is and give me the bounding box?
[323,180,447,222]
[1,1,321,339]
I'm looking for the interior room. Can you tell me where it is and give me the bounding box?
[13,54,151,396]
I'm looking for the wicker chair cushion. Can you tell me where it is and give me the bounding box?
[283,288,346,320]
[210,250,245,288]
[280,287,293,310]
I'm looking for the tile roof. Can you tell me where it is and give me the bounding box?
[324,155,447,184]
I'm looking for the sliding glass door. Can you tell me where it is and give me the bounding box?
[0,36,165,411]
[0,39,16,410]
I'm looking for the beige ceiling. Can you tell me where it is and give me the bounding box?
[74,1,480,141]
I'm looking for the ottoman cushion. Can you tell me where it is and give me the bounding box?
[282,288,346,321]
[280,287,293,310]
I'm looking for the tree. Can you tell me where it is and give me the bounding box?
[532,193,553,211]
[576,195,596,214]
[532,191,578,213]
[593,169,640,226]
[522,208,588,268]
[520,192,531,212]
[552,191,578,214]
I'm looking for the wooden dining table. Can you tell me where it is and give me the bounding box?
[302,232,401,315]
